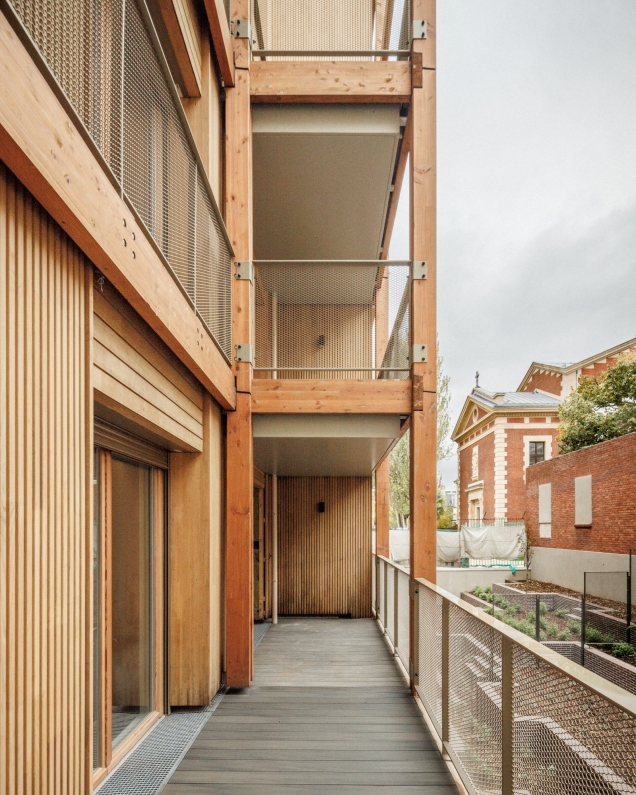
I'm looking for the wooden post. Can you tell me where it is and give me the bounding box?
[225,2,254,687]
[409,0,437,583]
[375,267,390,558]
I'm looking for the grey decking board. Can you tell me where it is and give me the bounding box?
[163,618,458,793]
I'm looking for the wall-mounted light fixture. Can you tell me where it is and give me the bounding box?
[317,501,325,513]
[317,334,325,348]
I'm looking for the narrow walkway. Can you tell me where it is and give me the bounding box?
[163,618,458,794]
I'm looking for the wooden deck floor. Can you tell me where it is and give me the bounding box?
[163,618,458,794]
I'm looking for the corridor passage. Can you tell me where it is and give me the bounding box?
[163,618,459,794]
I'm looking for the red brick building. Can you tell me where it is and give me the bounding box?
[452,337,636,526]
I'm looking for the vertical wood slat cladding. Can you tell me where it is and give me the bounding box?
[0,162,88,793]
[278,477,372,618]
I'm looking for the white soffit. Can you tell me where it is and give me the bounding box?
[252,104,401,261]
[253,414,401,476]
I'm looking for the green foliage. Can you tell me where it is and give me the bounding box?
[555,609,568,619]
[545,622,558,639]
[611,642,635,659]
[474,586,494,603]
[539,602,547,616]
[437,480,456,528]
[505,603,522,616]
[558,352,636,453]
[567,619,582,635]
[557,629,571,641]
[584,627,615,645]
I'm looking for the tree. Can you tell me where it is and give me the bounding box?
[388,345,453,526]
[558,352,636,454]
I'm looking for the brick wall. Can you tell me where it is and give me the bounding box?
[526,431,636,553]
[505,426,560,520]
[458,432,494,524]
[523,370,562,395]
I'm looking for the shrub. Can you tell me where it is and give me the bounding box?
[568,620,582,635]
[539,602,547,616]
[555,609,568,619]
[557,629,571,641]
[611,643,635,659]
[505,603,521,616]
[546,623,558,639]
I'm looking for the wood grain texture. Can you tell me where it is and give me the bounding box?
[162,618,458,793]
[203,0,234,87]
[250,61,412,103]
[0,10,235,409]
[225,392,254,686]
[0,162,89,793]
[93,283,205,452]
[251,379,412,414]
[157,0,202,97]
[169,395,225,704]
[278,478,372,618]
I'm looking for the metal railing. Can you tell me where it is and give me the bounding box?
[253,261,410,379]
[374,556,410,672]
[373,554,636,795]
[251,0,411,60]
[7,0,233,362]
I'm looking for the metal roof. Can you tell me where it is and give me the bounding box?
[472,389,561,408]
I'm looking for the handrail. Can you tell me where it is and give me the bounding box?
[417,576,636,719]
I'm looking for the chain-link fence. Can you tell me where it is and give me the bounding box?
[8,0,233,361]
[252,0,411,59]
[373,555,636,795]
[253,261,410,378]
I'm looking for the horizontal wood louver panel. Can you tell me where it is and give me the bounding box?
[94,419,169,469]
[278,477,372,618]
[0,162,89,793]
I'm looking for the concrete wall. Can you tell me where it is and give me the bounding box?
[531,547,631,601]
[437,567,526,598]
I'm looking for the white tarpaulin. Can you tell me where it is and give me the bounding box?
[437,530,462,563]
[459,524,526,561]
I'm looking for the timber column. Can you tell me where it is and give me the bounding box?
[375,267,390,559]
[410,0,437,684]
[225,0,254,687]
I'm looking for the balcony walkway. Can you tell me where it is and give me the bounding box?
[163,618,458,794]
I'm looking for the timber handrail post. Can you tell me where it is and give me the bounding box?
[410,579,420,691]
[441,598,449,755]
[501,636,514,795]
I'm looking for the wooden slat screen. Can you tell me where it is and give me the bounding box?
[278,476,372,618]
[0,162,89,792]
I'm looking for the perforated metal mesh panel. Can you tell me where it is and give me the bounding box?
[386,563,395,645]
[513,645,636,794]
[378,558,385,624]
[448,604,503,793]
[253,0,373,54]
[396,567,410,671]
[417,586,443,736]
[10,0,233,362]
[381,266,410,380]
[254,262,410,378]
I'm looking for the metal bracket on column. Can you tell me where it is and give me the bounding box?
[232,19,252,40]
[234,261,253,282]
[412,20,427,40]
[411,261,427,280]
[234,343,254,364]
[411,344,427,364]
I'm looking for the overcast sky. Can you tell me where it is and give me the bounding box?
[389,0,636,487]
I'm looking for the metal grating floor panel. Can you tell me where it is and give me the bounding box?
[96,690,224,795]
[254,618,271,648]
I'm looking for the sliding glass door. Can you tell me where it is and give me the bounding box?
[93,446,166,782]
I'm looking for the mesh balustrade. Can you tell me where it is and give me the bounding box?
[253,262,410,378]
[373,554,636,795]
[396,567,410,670]
[386,563,395,645]
[9,0,233,361]
[252,0,411,59]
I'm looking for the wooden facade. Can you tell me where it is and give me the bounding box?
[0,162,90,793]
[278,477,373,618]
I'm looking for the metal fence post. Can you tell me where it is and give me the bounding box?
[441,598,450,754]
[501,636,514,795]
[375,556,381,615]
[535,595,541,642]
[581,573,587,667]
[394,565,400,654]
[410,579,420,690]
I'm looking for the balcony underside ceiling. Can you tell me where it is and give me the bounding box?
[252,104,402,266]
[253,414,401,476]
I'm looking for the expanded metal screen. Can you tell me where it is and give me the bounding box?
[396,566,410,670]
[252,0,411,58]
[10,0,233,361]
[253,262,410,378]
[372,556,636,795]
[386,563,395,645]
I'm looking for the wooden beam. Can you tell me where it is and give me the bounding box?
[409,0,437,584]
[251,379,412,414]
[0,10,235,410]
[202,0,235,87]
[224,7,253,686]
[375,459,390,558]
[156,0,202,97]
[250,61,411,103]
